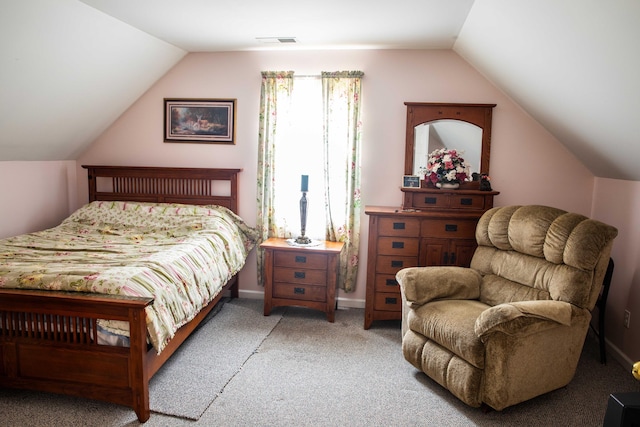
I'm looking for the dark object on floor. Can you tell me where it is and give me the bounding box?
[603,392,640,426]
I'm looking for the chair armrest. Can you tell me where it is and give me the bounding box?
[475,300,574,338]
[396,266,481,309]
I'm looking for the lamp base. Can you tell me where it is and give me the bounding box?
[295,235,312,245]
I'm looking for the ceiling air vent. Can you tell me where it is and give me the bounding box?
[256,37,298,44]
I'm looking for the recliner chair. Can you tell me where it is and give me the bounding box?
[397,205,618,410]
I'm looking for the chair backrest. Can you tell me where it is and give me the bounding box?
[470,205,618,310]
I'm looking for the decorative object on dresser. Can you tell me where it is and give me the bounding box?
[364,102,498,329]
[261,238,344,322]
[425,147,470,188]
[402,175,421,188]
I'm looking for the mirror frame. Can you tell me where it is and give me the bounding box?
[404,102,496,177]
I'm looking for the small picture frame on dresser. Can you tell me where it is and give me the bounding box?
[402,175,421,188]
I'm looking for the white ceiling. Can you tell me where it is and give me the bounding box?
[2,1,640,180]
[79,0,476,51]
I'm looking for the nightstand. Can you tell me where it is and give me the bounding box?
[260,237,344,322]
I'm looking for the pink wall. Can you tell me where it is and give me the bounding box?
[3,49,636,364]
[0,161,76,238]
[592,178,640,364]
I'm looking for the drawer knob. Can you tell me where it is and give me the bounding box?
[445,224,458,232]
[391,260,403,268]
[460,198,472,206]
[391,241,404,249]
[295,255,307,263]
[385,297,398,305]
[424,197,437,204]
[294,271,306,279]
[385,278,398,286]
[393,222,406,230]
[294,287,306,295]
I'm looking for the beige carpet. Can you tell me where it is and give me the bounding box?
[1,298,639,426]
[148,298,283,419]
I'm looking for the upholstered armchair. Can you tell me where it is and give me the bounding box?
[396,205,618,411]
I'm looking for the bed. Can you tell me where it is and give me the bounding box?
[0,165,257,422]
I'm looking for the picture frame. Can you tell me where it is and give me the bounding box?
[164,98,236,144]
[402,175,421,188]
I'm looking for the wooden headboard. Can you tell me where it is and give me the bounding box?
[82,165,241,213]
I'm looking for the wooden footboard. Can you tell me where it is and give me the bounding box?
[0,289,153,420]
[0,275,236,422]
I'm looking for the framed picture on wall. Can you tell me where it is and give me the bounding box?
[164,98,236,144]
[402,175,421,188]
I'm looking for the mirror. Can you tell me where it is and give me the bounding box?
[413,120,482,176]
[404,103,496,178]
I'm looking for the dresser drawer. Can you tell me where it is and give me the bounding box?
[374,292,402,311]
[273,267,327,285]
[411,193,450,209]
[375,255,418,274]
[374,274,400,292]
[377,236,419,256]
[450,194,485,210]
[274,251,327,270]
[421,219,477,239]
[273,283,327,302]
[378,217,420,237]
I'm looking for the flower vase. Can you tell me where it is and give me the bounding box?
[436,182,460,189]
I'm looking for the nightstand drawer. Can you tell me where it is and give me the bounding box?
[375,255,418,274]
[377,237,419,256]
[273,267,327,285]
[273,283,327,302]
[378,217,420,236]
[274,251,327,270]
[421,219,476,238]
[374,292,401,311]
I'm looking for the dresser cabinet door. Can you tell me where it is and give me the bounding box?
[420,238,476,267]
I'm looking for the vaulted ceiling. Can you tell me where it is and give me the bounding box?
[2,1,639,180]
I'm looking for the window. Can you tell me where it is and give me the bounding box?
[257,71,363,292]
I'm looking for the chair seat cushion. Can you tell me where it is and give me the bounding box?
[408,299,490,369]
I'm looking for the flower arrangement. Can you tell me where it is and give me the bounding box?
[425,148,471,185]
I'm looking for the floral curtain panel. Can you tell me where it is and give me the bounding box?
[256,71,294,286]
[256,70,363,292]
[321,71,363,292]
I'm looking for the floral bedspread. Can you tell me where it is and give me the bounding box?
[0,201,259,353]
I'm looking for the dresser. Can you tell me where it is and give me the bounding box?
[261,238,344,322]
[364,187,498,329]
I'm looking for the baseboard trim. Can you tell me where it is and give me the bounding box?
[606,338,635,371]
